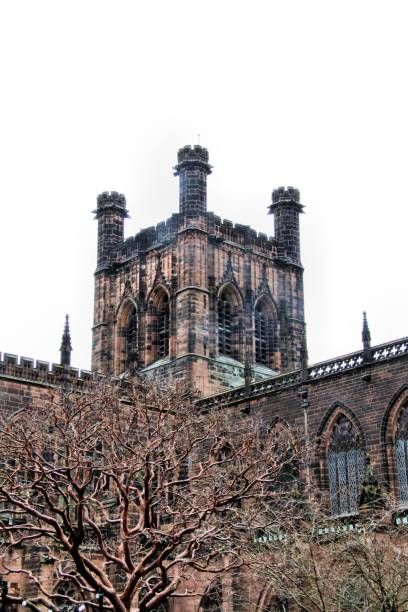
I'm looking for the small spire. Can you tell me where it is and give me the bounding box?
[362,311,371,345]
[362,311,372,361]
[60,314,73,366]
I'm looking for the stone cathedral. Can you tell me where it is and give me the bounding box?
[92,145,306,395]
[1,145,408,610]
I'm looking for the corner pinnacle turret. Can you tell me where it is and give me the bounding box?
[60,314,73,366]
[268,186,304,265]
[94,191,128,271]
[173,145,212,216]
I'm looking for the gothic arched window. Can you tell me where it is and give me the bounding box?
[217,286,241,360]
[327,414,365,516]
[254,297,276,368]
[395,404,408,504]
[53,580,82,608]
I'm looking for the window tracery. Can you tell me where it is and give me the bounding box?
[53,580,81,608]
[327,414,365,516]
[395,403,408,503]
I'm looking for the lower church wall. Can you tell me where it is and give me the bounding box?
[1,339,408,608]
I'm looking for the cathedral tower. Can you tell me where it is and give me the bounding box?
[91,147,306,394]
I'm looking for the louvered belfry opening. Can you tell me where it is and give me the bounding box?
[115,300,138,374]
[327,414,365,516]
[156,292,169,359]
[395,403,408,503]
[125,307,138,369]
[217,286,243,361]
[255,300,275,366]
[218,297,233,356]
[146,288,170,366]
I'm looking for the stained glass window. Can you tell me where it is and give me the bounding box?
[395,404,408,504]
[327,414,365,516]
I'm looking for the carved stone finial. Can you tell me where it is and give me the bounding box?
[60,314,73,367]
[362,311,371,345]
[153,251,166,287]
[123,278,132,297]
[222,252,237,285]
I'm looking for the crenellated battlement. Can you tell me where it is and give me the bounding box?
[209,214,277,253]
[271,186,300,204]
[96,190,127,208]
[0,352,94,386]
[174,144,211,169]
[119,208,280,262]
[119,211,278,260]
[120,214,180,258]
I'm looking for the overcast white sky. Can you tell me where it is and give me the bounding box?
[1,0,407,371]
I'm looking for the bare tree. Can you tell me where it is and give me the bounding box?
[0,377,299,611]
[247,499,408,612]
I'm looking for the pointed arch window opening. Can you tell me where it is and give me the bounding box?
[395,404,408,504]
[255,301,275,366]
[53,580,82,608]
[327,414,365,516]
